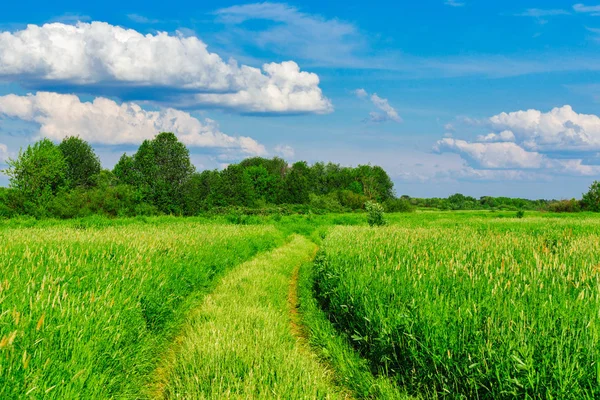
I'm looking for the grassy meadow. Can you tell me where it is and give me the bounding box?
[314,214,600,398]
[1,211,600,398]
[0,218,283,398]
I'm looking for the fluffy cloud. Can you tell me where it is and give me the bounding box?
[434,138,545,169]
[489,105,600,151]
[476,130,516,142]
[274,144,295,159]
[435,105,600,179]
[0,22,332,114]
[354,89,402,123]
[0,92,266,155]
[192,61,332,114]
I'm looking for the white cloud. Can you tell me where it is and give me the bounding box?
[191,61,332,114]
[0,21,331,114]
[0,92,266,155]
[444,0,465,7]
[274,144,295,159]
[489,105,600,151]
[434,106,600,179]
[370,94,402,123]
[213,3,371,69]
[434,138,545,169]
[126,14,160,24]
[353,88,368,98]
[355,89,401,123]
[515,9,570,17]
[574,3,600,16]
[476,130,516,142]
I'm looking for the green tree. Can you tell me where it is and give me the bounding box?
[210,165,256,207]
[181,170,217,214]
[283,161,310,204]
[125,132,195,213]
[113,153,139,186]
[582,181,600,212]
[4,139,67,207]
[58,136,102,188]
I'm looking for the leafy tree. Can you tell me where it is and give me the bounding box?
[210,165,256,207]
[582,181,600,212]
[181,170,217,214]
[4,139,67,207]
[283,161,310,204]
[113,154,139,186]
[58,136,102,188]
[127,132,195,213]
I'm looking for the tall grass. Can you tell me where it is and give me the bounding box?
[160,236,347,398]
[0,221,283,398]
[314,218,600,398]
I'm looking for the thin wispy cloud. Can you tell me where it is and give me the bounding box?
[514,9,570,18]
[127,14,160,24]
[444,0,465,7]
[574,3,600,16]
[212,2,389,69]
[354,89,401,123]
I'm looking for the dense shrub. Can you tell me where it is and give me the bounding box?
[365,201,386,226]
[547,199,582,213]
[383,197,415,213]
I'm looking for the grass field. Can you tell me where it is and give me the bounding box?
[2,211,600,399]
[314,215,600,398]
[0,219,283,398]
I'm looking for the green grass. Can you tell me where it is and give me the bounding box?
[158,235,348,399]
[314,215,600,398]
[298,260,415,400]
[0,221,283,398]
[4,211,600,399]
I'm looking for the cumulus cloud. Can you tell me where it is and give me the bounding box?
[274,144,295,159]
[0,21,332,114]
[434,138,545,169]
[191,61,332,114]
[489,105,600,151]
[434,105,600,179]
[355,89,401,123]
[0,92,266,155]
[476,130,515,142]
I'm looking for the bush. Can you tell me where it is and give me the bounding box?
[547,199,582,213]
[337,190,368,210]
[383,198,415,213]
[365,201,386,226]
[309,193,346,213]
[516,210,525,218]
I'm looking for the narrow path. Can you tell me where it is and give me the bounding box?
[149,236,348,399]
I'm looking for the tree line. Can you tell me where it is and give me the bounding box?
[0,133,397,218]
[1,132,600,219]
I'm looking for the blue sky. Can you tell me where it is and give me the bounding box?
[2,1,600,198]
